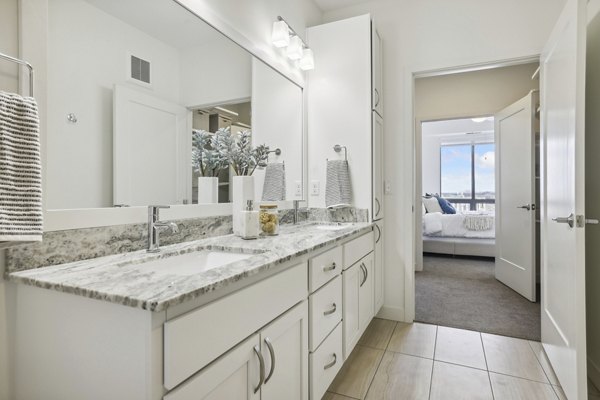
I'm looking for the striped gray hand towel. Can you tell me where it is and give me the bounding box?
[325,160,352,208]
[0,91,42,241]
[262,162,286,201]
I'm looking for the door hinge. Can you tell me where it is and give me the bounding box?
[576,215,600,228]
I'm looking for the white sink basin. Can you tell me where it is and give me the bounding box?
[315,224,349,231]
[137,250,253,276]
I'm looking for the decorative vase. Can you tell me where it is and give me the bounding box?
[197,177,219,204]
[232,175,255,235]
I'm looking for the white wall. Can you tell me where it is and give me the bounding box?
[46,0,181,210]
[0,1,19,397]
[180,39,252,108]
[322,0,565,321]
[586,0,600,389]
[252,59,304,201]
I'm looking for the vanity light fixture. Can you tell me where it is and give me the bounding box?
[272,16,314,70]
[271,20,290,48]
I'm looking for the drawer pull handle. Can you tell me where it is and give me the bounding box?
[324,353,337,370]
[253,345,265,393]
[360,263,367,287]
[264,337,276,384]
[323,262,336,272]
[323,303,337,316]
[375,224,382,243]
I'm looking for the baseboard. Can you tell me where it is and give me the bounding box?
[376,305,406,322]
[588,357,600,391]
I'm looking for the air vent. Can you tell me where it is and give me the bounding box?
[130,55,150,84]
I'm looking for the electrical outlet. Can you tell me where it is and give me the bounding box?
[384,180,392,195]
[311,180,320,196]
[294,181,302,197]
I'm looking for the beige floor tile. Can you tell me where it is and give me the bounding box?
[328,345,384,399]
[322,392,358,400]
[482,333,548,383]
[489,373,558,400]
[434,326,487,370]
[365,352,433,400]
[387,322,437,359]
[529,341,560,385]
[358,318,397,350]
[552,385,567,400]
[430,361,493,400]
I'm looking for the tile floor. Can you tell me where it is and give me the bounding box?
[324,318,594,400]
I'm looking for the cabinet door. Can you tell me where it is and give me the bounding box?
[164,334,261,400]
[372,26,383,116]
[372,113,384,220]
[260,301,309,400]
[359,253,375,333]
[374,221,384,313]
[343,262,361,359]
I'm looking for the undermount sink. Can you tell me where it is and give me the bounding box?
[135,249,254,276]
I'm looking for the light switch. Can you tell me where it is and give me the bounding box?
[311,180,320,196]
[294,181,302,197]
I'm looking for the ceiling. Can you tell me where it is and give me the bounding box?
[422,117,494,138]
[312,0,373,12]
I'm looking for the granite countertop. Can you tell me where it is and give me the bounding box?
[8,222,373,312]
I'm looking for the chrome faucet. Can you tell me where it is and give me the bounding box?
[293,200,301,225]
[147,205,179,253]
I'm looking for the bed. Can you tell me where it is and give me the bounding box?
[422,212,495,258]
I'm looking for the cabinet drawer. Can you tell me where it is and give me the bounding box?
[310,322,343,400]
[163,263,307,390]
[343,231,374,269]
[309,275,342,352]
[309,246,342,292]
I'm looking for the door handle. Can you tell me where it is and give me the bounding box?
[323,303,337,316]
[253,345,265,393]
[575,215,600,227]
[552,213,575,228]
[322,262,336,272]
[324,353,337,370]
[517,204,535,211]
[264,337,275,384]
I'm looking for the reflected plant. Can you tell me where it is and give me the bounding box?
[192,129,227,177]
[213,128,269,176]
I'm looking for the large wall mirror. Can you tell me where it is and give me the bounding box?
[45,0,304,216]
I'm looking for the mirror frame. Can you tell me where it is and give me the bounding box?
[20,0,307,231]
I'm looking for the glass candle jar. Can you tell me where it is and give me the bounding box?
[259,204,279,236]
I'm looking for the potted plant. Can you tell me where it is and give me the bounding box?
[192,129,227,204]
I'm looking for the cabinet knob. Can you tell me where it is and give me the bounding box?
[322,262,336,272]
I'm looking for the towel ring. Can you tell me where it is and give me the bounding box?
[333,144,347,161]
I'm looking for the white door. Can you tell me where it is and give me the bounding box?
[342,262,361,359]
[260,302,309,400]
[374,220,384,313]
[540,0,587,398]
[495,92,537,301]
[164,334,261,400]
[358,253,375,332]
[373,113,384,220]
[113,85,191,207]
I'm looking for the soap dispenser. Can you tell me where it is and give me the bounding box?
[240,200,259,240]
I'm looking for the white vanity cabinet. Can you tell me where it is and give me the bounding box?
[374,220,384,313]
[342,233,375,359]
[166,301,308,400]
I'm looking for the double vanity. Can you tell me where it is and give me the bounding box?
[8,222,380,400]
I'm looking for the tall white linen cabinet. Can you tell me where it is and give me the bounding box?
[307,12,385,348]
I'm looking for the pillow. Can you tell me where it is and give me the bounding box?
[435,195,456,214]
[422,196,443,213]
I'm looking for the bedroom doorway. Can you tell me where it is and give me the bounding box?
[413,62,542,341]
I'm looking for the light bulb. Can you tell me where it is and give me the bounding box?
[299,48,314,70]
[286,36,303,60]
[271,21,290,48]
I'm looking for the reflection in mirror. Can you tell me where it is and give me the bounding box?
[46,0,304,211]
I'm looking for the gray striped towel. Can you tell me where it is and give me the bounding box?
[326,160,352,208]
[0,91,42,241]
[262,162,286,201]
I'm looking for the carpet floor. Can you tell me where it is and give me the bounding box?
[415,255,541,341]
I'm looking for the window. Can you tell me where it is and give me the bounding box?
[441,143,495,211]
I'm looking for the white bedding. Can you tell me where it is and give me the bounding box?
[422,212,495,239]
